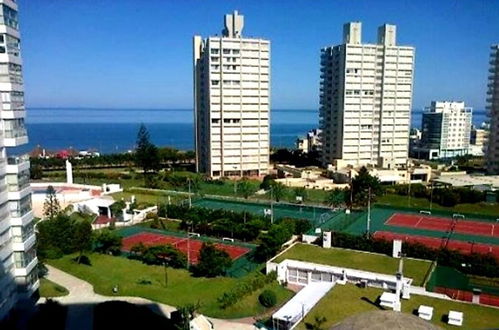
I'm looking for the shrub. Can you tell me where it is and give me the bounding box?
[258,289,277,307]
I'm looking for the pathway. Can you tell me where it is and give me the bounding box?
[43,265,256,330]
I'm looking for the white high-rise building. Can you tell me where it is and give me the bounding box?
[420,101,472,160]
[0,0,37,320]
[319,22,415,169]
[487,45,499,174]
[193,11,270,177]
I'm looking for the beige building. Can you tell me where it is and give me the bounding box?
[320,22,415,170]
[487,45,499,174]
[193,11,270,177]
[0,0,37,320]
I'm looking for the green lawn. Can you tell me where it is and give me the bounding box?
[377,193,499,217]
[298,284,499,329]
[39,278,69,297]
[47,253,293,319]
[273,244,432,286]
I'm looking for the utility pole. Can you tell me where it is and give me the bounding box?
[188,179,192,208]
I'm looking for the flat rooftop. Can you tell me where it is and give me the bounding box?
[273,244,432,286]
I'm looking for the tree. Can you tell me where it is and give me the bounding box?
[238,179,255,199]
[172,303,200,330]
[258,289,277,307]
[43,185,61,219]
[73,221,93,264]
[294,187,308,202]
[37,214,77,259]
[254,223,294,262]
[30,164,43,180]
[326,188,346,207]
[135,124,160,187]
[192,243,232,277]
[138,245,187,269]
[351,167,383,207]
[94,229,123,255]
[270,181,287,202]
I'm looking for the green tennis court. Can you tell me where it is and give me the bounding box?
[191,197,338,226]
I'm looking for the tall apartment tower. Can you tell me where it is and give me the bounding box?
[420,101,472,160]
[194,11,270,177]
[319,22,415,169]
[0,0,37,320]
[487,45,499,174]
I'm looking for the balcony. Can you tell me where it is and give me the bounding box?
[14,257,37,277]
[9,209,33,226]
[3,128,27,147]
[12,232,35,252]
[6,154,29,174]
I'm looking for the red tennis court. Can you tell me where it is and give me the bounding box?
[386,213,499,238]
[122,232,251,264]
[373,231,499,259]
[435,287,499,307]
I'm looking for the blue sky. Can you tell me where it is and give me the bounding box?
[19,0,499,110]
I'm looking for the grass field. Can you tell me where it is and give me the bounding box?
[273,244,432,286]
[47,253,293,319]
[39,278,69,298]
[377,193,499,217]
[298,284,499,329]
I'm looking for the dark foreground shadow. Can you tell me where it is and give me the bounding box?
[1,299,175,330]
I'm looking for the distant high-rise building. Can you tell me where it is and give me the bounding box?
[419,101,472,160]
[487,45,499,174]
[0,0,37,320]
[319,22,415,169]
[193,11,270,177]
[296,129,322,153]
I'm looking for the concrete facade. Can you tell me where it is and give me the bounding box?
[420,101,472,160]
[194,11,270,178]
[487,45,499,174]
[320,22,415,170]
[0,0,37,320]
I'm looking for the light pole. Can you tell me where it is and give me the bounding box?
[429,181,434,211]
[188,178,192,208]
[367,187,371,235]
[270,186,274,224]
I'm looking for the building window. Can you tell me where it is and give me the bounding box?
[210,48,219,54]
[222,49,230,54]
[211,80,219,86]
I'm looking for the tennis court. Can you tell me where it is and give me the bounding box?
[373,231,499,259]
[342,206,499,259]
[192,197,338,226]
[386,213,499,238]
[121,232,250,264]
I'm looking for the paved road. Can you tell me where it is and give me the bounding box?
[43,265,256,330]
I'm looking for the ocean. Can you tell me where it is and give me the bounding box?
[18,108,488,154]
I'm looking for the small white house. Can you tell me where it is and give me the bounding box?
[73,197,115,218]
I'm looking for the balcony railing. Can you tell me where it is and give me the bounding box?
[4,128,27,139]
[7,154,28,165]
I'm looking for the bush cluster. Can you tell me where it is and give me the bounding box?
[387,184,486,207]
[158,204,271,241]
[217,272,277,309]
[258,289,277,307]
